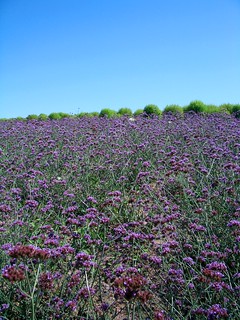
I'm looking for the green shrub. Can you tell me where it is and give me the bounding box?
[117,108,132,116]
[99,108,117,118]
[38,113,48,120]
[133,109,144,116]
[219,104,233,114]
[48,112,62,120]
[218,103,240,116]
[16,117,25,121]
[58,112,71,118]
[144,104,162,116]
[232,104,240,118]
[77,112,88,118]
[184,100,206,113]
[204,104,219,113]
[26,114,38,120]
[163,104,183,114]
[77,112,99,117]
[88,112,99,117]
[232,104,240,113]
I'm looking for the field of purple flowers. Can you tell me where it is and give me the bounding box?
[0,113,239,320]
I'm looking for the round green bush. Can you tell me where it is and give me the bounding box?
[219,104,233,114]
[77,112,99,118]
[163,104,183,114]
[16,117,25,121]
[133,109,144,116]
[99,108,117,118]
[77,112,88,118]
[184,100,206,113]
[232,104,240,113]
[38,113,48,120]
[88,112,99,117]
[58,112,71,118]
[232,104,240,118]
[143,104,162,116]
[48,113,62,120]
[117,108,132,116]
[204,104,219,113]
[26,114,38,120]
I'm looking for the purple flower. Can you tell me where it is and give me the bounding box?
[69,271,81,288]
[2,265,25,282]
[0,303,10,313]
[25,200,39,208]
[209,281,232,292]
[108,190,122,196]
[65,300,77,311]
[149,255,162,265]
[227,219,240,227]
[75,252,96,269]
[142,161,151,167]
[0,204,11,212]
[183,257,195,265]
[188,283,195,289]
[207,304,228,318]
[101,302,109,311]
[206,261,227,271]
[76,287,96,300]
[8,244,50,260]
[87,196,97,203]
[39,271,54,291]
[188,222,206,232]
[63,191,75,198]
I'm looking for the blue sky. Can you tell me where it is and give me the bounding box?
[0,0,240,118]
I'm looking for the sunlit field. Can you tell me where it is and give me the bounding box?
[0,113,239,319]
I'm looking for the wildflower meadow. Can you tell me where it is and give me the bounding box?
[0,112,239,319]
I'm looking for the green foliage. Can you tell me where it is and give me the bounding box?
[219,104,233,114]
[58,112,71,118]
[88,112,99,117]
[3,102,240,121]
[232,104,240,118]
[133,109,144,116]
[48,112,71,120]
[77,112,88,118]
[184,100,206,113]
[38,113,48,120]
[77,112,99,118]
[48,112,62,120]
[143,104,162,116]
[26,114,38,120]
[117,107,132,116]
[234,112,240,119]
[218,103,240,116]
[99,108,117,118]
[163,104,183,113]
[232,104,240,113]
[204,104,219,113]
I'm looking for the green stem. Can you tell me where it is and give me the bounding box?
[31,263,41,320]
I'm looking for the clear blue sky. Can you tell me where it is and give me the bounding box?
[1,0,240,118]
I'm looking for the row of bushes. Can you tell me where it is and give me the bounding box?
[2,101,240,121]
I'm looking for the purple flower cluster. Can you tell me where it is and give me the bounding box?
[75,252,96,270]
[2,265,25,282]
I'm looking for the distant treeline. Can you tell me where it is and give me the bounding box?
[1,101,240,120]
